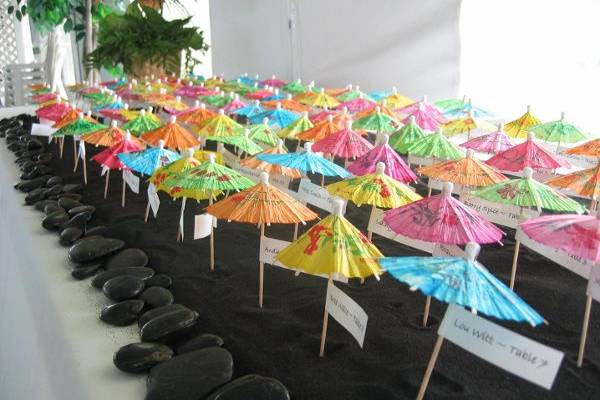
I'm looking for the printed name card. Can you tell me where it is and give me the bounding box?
[407,154,435,167]
[296,179,347,214]
[367,207,434,253]
[194,214,213,239]
[460,195,540,229]
[31,123,57,137]
[78,140,86,160]
[221,148,291,190]
[259,236,348,283]
[587,265,600,303]
[428,179,464,194]
[516,229,592,279]
[122,170,140,194]
[432,244,464,258]
[439,304,564,390]
[326,282,368,348]
[147,183,160,217]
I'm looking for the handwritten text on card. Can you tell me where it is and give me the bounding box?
[326,283,368,348]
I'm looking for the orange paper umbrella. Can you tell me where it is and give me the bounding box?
[298,88,340,108]
[52,105,84,129]
[564,138,600,157]
[418,149,508,190]
[263,94,310,113]
[240,140,303,179]
[177,102,216,125]
[207,173,318,307]
[82,121,144,148]
[141,116,200,150]
[297,115,343,142]
[546,162,600,201]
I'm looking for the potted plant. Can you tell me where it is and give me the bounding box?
[87,2,208,78]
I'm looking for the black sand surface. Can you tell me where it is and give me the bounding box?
[47,135,600,399]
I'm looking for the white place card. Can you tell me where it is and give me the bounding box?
[221,148,291,190]
[367,207,434,253]
[31,123,57,137]
[296,178,347,214]
[460,195,540,229]
[326,282,368,348]
[78,140,86,159]
[432,244,465,258]
[194,214,213,239]
[122,170,140,194]
[428,178,464,194]
[439,304,564,390]
[147,183,160,217]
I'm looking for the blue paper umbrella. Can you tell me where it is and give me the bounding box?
[257,142,351,178]
[379,244,545,326]
[249,105,300,129]
[231,100,264,119]
[118,140,181,176]
[443,100,494,119]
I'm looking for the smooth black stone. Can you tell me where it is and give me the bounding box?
[34,199,57,212]
[8,142,25,152]
[24,188,47,205]
[62,183,84,193]
[146,348,233,400]
[100,300,145,326]
[176,334,224,355]
[140,308,199,342]
[205,375,290,400]
[104,248,148,270]
[59,213,90,231]
[45,176,63,187]
[26,139,43,150]
[85,225,107,237]
[102,276,145,301]
[68,205,95,217]
[57,197,81,211]
[41,210,70,230]
[71,261,103,280]
[138,304,188,329]
[139,287,174,309]
[20,164,53,179]
[20,160,37,172]
[45,184,63,196]
[92,267,155,289]
[144,274,172,289]
[114,342,173,373]
[44,204,64,215]
[59,227,83,246]
[68,237,125,263]
[36,153,53,163]
[58,193,83,202]
[16,177,46,192]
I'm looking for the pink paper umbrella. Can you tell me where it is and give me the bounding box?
[398,96,447,130]
[92,131,144,205]
[384,181,505,326]
[260,75,286,87]
[486,132,570,172]
[312,120,374,159]
[519,212,600,367]
[223,94,247,114]
[310,108,337,123]
[36,97,71,121]
[347,134,417,183]
[461,124,514,154]
[335,95,376,113]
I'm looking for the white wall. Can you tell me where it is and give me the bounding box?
[210,0,461,99]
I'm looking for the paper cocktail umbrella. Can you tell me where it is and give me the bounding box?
[258,142,351,181]
[398,96,447,129]
[564,138,600,157]
[247,118,280,147]
[441,98,494,119]
[546,163,600,207]
[92,131,145,205]
[417,149,508,189]
[312,120,374,160]
[528,112,589,150]
[282,78,308,95]
[207,172,318,305]
[335,94,376,113]
[352,106,398,134]
[161,96,190,114]
[209,129,264,157]
[249,103,300,129]
[460,123,514,154]
[176,102,217,125]
[407,128,465,162]
[118,139,181,176]
[222,94,246,114]
[81,120,131,148]
[231,100,264,119]
[383,87,414,110]
[389,115,426,154]
[122,109,162,136]
[379,242,545,400]
[297,115,342,142]
[519,212,600,367]
[485,132,570,173]
[441,111,496,140]
[277,111,314,141]
[298,88,341,108]
[263,94,310,113]
[52,105,83,129]
[260,75,286,88]
[335,85,372,102]
[246,88,274,101]
[194,109,244,138]
[504,105,542,139]
[36,96,71,121]
[53,112,107,172]
[141,116,200,151]
[470,167,585,289]
[347,134,417,183]
[277,198,382,356]
[33,92,59,104]
[434,96,468,112]
[240,140,302,179]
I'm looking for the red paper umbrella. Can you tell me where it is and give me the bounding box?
[92,132,145,170]
[312,121,374,159]
[486,132,570,172]
[36,97,71,121]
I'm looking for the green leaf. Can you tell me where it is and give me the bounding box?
[20,4,26,15]
[76,32,85,42]
[7,6,14,14]
[74,23,85,31]
[15,10,22,20]
[64,18,73,32]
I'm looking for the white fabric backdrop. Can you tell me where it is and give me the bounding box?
[210,0,461,99]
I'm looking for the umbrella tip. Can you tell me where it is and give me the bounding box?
[466,149,474,159]
[436,127,444,135]
[140,109,146,116]
[302,110,309,118]
[380,133,389,146]
[304,142,313,153]
[169,115,177,124]
[527,131,535,141]
[375,106,381,113]
[376,162,386,174]
[260,171,269,185]
[218,109,225,115]
[560,111,565,120]
[526,104,531,113]
[187,148,195,158]
[277,138,284,148]
[276,102,282,110]
[244,128,250,138]
[422,95,428,103]
[208,152,216,163]
[320,88,325,94]
[409,115,416,125]
[442,181,454,195]
[523,167,534,179]
[125,130,131,141]
[497,122,504,132]
[332,198,345,216]
[464,242,480,262]
[194,100,200,107]
[111,120,118,128]
[345,120,353,130]
[158,139,165,149]
[78,111,84,119]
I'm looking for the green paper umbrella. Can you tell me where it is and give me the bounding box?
[389,115,426,154]
[282,79,308,95]
[434,96,466,111]
[337,85,374,102]
[407,128,464,161]
[82,91,111,104]
[194,109,244,138]
[277,111,314,140]
[209,129,264,156]
[202,93,231,108]
[52,113,106,137]
[248,118,281,147]
[528,112,588,148]
[122,109,162,136]
[352,107,398,133]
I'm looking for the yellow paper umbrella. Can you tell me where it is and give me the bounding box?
[327,162,422,238]
[149,149,203,193]
[207,173,318,307]
[277,199,383,356]
[298,88,340,108]
[441,111,497,139]
[504,105,542,139]
[417,149,508,191]
[193,109,244,138]
[382,87,414,109]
